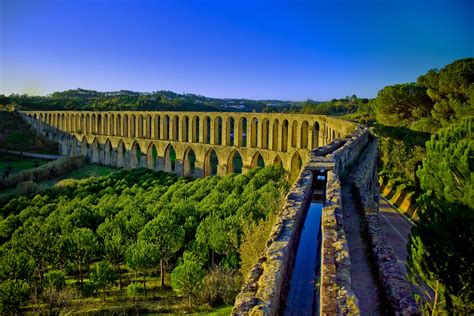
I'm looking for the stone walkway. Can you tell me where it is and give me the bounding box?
[341,181,382,315]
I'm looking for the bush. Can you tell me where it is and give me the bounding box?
[82,281,98,297]
[45,270,66,290]
[171,256,205,307]
[199,266,241,306]
[127,282,144,301]
[2,156,86,190]
[15,181,41,197]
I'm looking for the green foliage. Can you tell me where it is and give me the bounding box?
[171,255,206,306]
[0,156,86,190]
[299,95,370,116]
[90,261,117,299]
[44,270,66,290]
[409,118,473,314]
[0,167,287,312]
[0,279,30,314]
[127,282,145,300]
[374,83,434,128]
[200,266,241,307]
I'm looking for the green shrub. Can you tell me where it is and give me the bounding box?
[15,181,41,197]
[44,270,66,290]
[0,279,30,314]
[82,281,98,297]
[127,282,144,301]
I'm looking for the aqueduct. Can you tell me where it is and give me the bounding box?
[18,110,417,314]
[19,110,356,180]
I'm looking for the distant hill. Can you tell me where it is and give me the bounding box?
[0,88,299,112]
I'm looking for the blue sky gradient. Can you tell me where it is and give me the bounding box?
[1,0,472,100]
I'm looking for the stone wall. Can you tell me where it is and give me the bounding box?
[379,177,418,220]
[233,126,373,315]
[351,138,419,314]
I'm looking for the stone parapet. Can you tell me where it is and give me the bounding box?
[352,138,419,315]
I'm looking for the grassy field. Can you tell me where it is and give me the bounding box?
[0,154,49,175]
[24,271,232,315]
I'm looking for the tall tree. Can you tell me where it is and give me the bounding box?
[409,118,473,313]
[66,228,98,290]
[138,211,185,287]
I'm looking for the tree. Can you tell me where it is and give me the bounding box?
[138,212,185,287]
[0,279,30,314]
[409,118,473,313]
[66,228,98,290]
[171,254,205,307]
[90,261,117,300]
[126,240,159,294]
[43,270,77,315]
[374,83,434,127]
[98,222,127,289]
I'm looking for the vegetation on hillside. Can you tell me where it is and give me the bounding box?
[0,111,58,154]
[0,89,295,112]
[0,167,288,313]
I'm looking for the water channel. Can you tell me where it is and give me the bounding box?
[283,171,326,316]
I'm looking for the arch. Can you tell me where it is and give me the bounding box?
[91,114,97,134]
[281,119,289,152]
[147,143,158,170]
[183,146,197,177]
[164,144,177,172]
[289,151,303,183]
[91,138,100,163]
[226,116,235,146]
[312,122,320,148]
[291,120,298,148]
[182,115,190,142]
[85,114,91,134]
[261,118,270,149]
[113,114,120,136]
[131,142,141,168]
[117,140,126,168]
[122,114,129,137]
[214,116,223,145]
[273,155,283,167]
[163,115,170,140]
[104,139,113,165]
[237,117,247,147]
[103,114,108,135]
[153,115,161,139]
[137,114,144,138]
[227,149,243,174]
[145,115,152,139]
[97,114,102,135]
[109,114,114,136]
[202,116,211,144]
[191,116,199,143]
[204,148,218,176]
[130,114,136,137]
[250,151,265,169]
[272,119,280,151]
[300,121,309,149]
[171,115,179,141]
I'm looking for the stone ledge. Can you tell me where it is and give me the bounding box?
[352,138,419,315]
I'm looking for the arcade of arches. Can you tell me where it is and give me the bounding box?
[20,111,357,182]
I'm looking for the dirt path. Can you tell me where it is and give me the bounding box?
[341,181,382,315]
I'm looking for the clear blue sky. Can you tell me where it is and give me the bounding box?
[1,0,472,100]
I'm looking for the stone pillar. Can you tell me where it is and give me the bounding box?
[234,119,242,147]
[194,161,205,178]
[242,165,251,175]
[175,160,184,176]
[257,120,264,148]
[217,164,227,176]
[199,117,206,143]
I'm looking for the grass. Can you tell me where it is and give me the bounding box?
[0,154,49,175]
[26,272,232,315]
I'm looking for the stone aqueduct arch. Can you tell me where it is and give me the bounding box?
[22,111,356,178]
